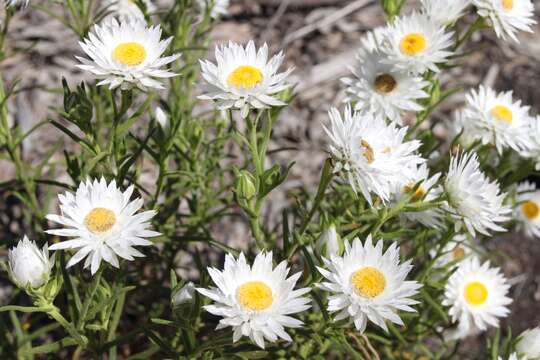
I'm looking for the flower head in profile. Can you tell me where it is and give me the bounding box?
[520,116,540,171]
[515,181,540,238]
[197,252,311,349]
[393,163,444,228]
[443,152,511,236]
[323,105,423,205]
[76,18,181,90]
[516,327,540,359]
[463,86,532,153]
[442,257,512,338]
[197,0,229,19]
[8,237,54,289]
[199,41,292,118]
[473,0,535,42]
[382,12,454,74]
[46,178,160,274]
[103,0,155,20]
[342,49,429,125]
[317,235,422,333]
[421,0,471,26]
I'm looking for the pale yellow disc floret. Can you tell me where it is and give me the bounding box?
[490,105,513,124]
[113,42,147,66]
[237,281,273,311]
[351,267,386,298]
[464,281,488,306]
[227,65,264,89]
[522,200,540,220]
[84,207,117,234]
[400,33,427,56]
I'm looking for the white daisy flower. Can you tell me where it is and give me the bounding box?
[102,0,155,20]
[443,151,511,236]
[342,50,429,125]
[431,234,474,270]
[197,252,311,349]
[76,18,181,90]
[520,115,540,171]
[5,0,29,7]
[421,0,471,26]
[516,327,540,359]
[46,178,160,275]
[382,12,454,74]
[515,181,540,238]
[8,236,55,289]
[463,86,532,153]
[443,257,512,335]
[394,163,444,228]
[317,235,422,333]
[199,41,292,118]
[197,0,229,19]
[473,0,535,42]
[323,105,423,205]
[499,353,524,360]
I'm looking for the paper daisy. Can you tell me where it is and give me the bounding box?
[323,105,424,205]
[317,235,422,332]
[199,41,292,118]
[515,181,540,238]
[46,178,160,274]
[197,252,311,349]
[473,0,535,42]
[342,50,429,125]
[103,0,155,19]
[463,86,532,153]
[76,18,181,90]
[394,163,444,228]
[431,234,473,270]
[443,151,511,236]
[421,0,471,26]
[516,327,540,359]
[520,115,540,171]
[382,12,454,74]
[197,0,229,19]
[442,257,512,336]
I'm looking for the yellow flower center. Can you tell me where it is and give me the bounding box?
[452,246,466,260]
[464,281,488,306]
[351,267,386,298]
[522,200,540,220]
[502,0,514,11]
[400,33,427,56]
[374,73,397,94]
[490,105,513,124]
[403,184,426,202]
[361,140,375,164]
[112,42,147,66]
[84,207,117,234]
[227,65,263,89]
[236,281,273,311]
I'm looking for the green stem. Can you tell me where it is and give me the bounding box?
[107,291,126,360]
[77,267,103,330]
[47,307,88,348]
[454,17,485,51]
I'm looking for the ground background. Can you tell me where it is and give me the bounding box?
[0,0,539,355]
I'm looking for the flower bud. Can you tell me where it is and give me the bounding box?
[316,224,343,257]
[517,327,540,359]
[235,171,257,200]
[8,237,54,289]
[155,106,170,133]
[172,282,195,307]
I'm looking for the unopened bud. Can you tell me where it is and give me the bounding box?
[236,171,257,200]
